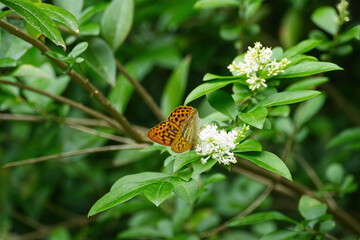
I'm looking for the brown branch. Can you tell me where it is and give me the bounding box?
[116,61,165,121]
[234,159,360,236]
[1,144,149,169]
[0,19,146,142]
[0,79,124,132]
[200,184,273,238]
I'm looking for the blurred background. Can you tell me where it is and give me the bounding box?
[0,0,359,239]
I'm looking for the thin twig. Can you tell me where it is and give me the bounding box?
[0,19,146,142]
[1,144,149,169]
[200,184,273,238]
[116,61,165,121]
[67,123,135,144]
[0,79,124,132]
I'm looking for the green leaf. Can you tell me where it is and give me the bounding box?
[234,139,262,152]
[79,3,108,25]
[0,0,65,49]
[269,106,290,117]
[276,61,342,78]
[207,90,237,121]
[238,106,268,129]
[170,178,199,204]
[203,73,246,81]
[53,0,83,19]
[173,151,202,172]
[328,127,360,148]
[236,151,292,181]
[101,0,133,51]
[259,90,320,107]
[194,0,239,9]
[192,158,217,174]
[36,3,79,34]
[184,79,240,105]
[0,57,16,68]
[12,64,51,79]
[311,7,338,36]
[144,181,174,207]
[0,9,14,19]
[325,163,344,185]
[285,77,328,91]
[228,211,298,227]
[111,172,171,191]
[319,220,336,233]
[68,42,88,58]
[161,56,191,116]
[294,94,326,128]
[284,39,322,58]
[89,172,171,216]
[338,25,360,44]
[79,23,100,36]
[202,173,226,186]
[83,38,116,86]
[298,195,327,220]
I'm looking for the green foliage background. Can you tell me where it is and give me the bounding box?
[0,0,359,239]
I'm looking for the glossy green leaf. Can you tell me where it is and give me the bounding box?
[276,61,342,78]
[234,139,262,152]
[79,23,100,36]
[161,56,191,116]
[88,172,171,216]
[228,211,298,227]
[259,90,320,107]
[238,106,268,129]
[144,181,174,206]
[203,73,246,82]
[207,90,237,121]
[236,151,292,181]
[173,151,202,173]
[36,3,79,33]
[192,158,217,174]
[53,0,83,19]
[284,39,322,58]
[170,178,199,204]
[328,127,360,148]
[68,42,88,58]
[285,77,328,91]
[0,0,65,49]
[83,38,116,86]
[311,6,338,35]
[294,94,326,128]
[101,0,134,50]
[111,172,171,191]
[298,195,327,220]
[184,79,240,105]
[194,0,239,9]
[0,57,16,68]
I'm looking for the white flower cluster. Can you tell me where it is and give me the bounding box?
[195,124,249,165]
[228,42,291,91]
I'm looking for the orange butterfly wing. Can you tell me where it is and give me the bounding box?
[147,106,200,153]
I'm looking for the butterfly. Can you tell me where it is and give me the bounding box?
[147,106,200,153]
